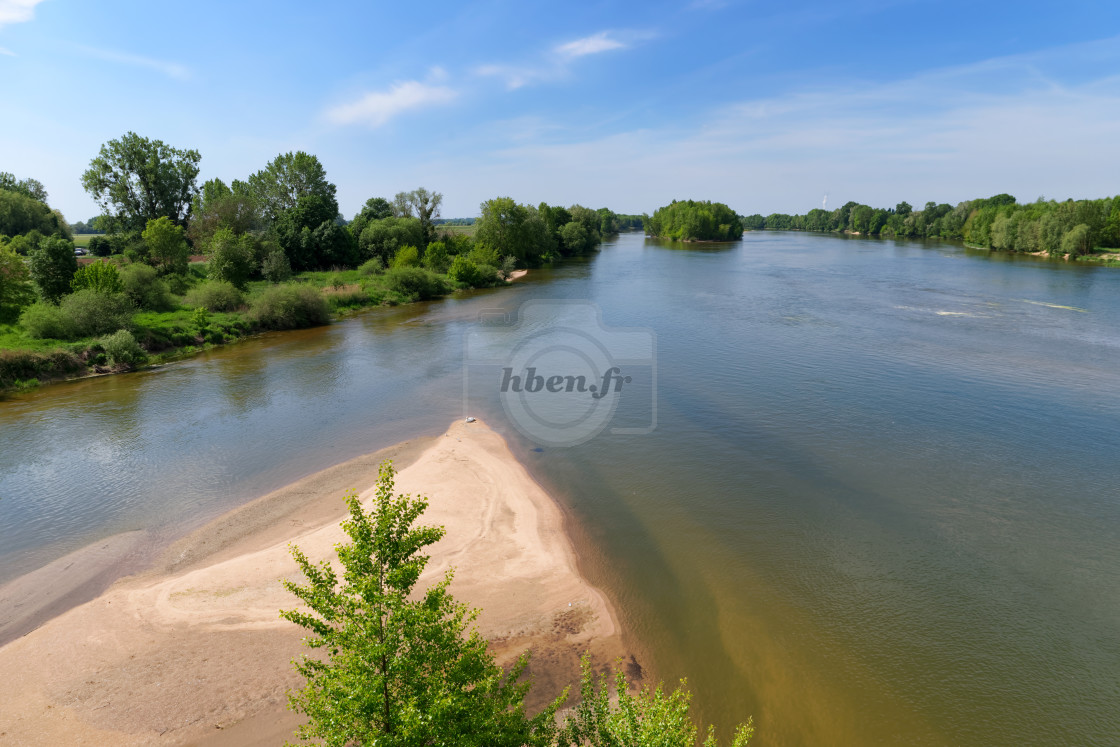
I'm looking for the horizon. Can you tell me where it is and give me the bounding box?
[2,0,1120,224]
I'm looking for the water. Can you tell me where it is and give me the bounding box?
[2,232,1119,745]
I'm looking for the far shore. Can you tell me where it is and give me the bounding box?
[0,418,629,746]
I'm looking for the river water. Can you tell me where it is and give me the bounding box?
[2,231,1118,745]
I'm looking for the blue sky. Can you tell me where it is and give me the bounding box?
[2,0,1120,223]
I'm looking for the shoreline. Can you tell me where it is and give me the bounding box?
[0,418,628,745]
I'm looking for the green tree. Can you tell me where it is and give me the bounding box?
[80,132,201,233]
[187,177,261,249]
[142,217,190,275]
[0,172,49,203]
[281,462,555,747]
[399,187,443,246]
[248,151,337,223]
[556,657,753,747]
[29,236,78,302]
[0,189,70,239]
[207,227,255,288]
[71,261,124,295]
[0,242,35,322]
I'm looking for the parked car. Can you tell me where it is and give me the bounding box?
[74,248,86,256]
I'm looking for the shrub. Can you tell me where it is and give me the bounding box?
[29,236,78,302]
[261,246,292,282]
[0,349,83,388]
[100,329,146,368]
[19,301,74,339]
[184,280,244,312]
[357,256,384,276]
[88,235,113,257]
[207,227,255,289]
[421,241,451,274]
[382,267,450,301]
[447,256,484,287]
[390,244,420,269]
[499,255,517,280]
[60,289,133,338]
[250,283,331,330]
[71,261,124,294]
[142,217,190,275]
[121,263,175,311]
[468,244,499,267]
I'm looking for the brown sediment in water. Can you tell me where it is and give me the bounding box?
[0,418,628,746]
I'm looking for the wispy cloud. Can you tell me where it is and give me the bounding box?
[74,45,191,80]
[477,29,647,90]
[556,31,626,59]
[325,80,457,128]
[0,0,44,30]
[0,45,15,56]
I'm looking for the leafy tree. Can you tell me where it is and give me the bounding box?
[81,132,201,233]
[646,200,743,241]
[248,151,336,223]
[358,216,425,263]
[1061,223,1091,256]
[261,246,292,282]
[207,227,255,289]
[420,240,451,273]
[120,263,175,311]
[88,235,113,257]
[0,172,48,203]
[29,236,77,302]
[0,242,34,322]
[559,221,591,254]
[390,244,420,268]
[71,261,124,295]
[0,189,70,239]
[398,187,443,246]
[281,462,555,746]
[142,217,190,275]
[187,177,261,248]
[556,656,754,747]
[475,198,556,265]
[349,197,394,240]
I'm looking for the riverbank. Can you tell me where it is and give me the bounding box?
[0,418,626,746]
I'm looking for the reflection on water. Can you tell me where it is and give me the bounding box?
[2,232,1119,745]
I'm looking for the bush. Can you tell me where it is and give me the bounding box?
[250,283,331,330]
[100,329,146,368]
[88,235,112,257]
[0,349,83,388]
[60,290,133,338]
[121,263,175,311]
[71,261,123,294]
[184,280,245,312]
[390,244,420,269]
[142,216,190,275]
[421,241,451,273]
[357,256,384,276]
[261,246,292,282]
[447,256,488,288]
[382,267,450,301]
[468,244,499,267]
[19,301,73,339]
[207,228,255,288]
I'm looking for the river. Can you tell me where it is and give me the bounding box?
[2,231,1118,745]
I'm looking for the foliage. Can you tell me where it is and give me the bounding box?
[71,261,124,295]
[80,132,201,233]
[475,197,557,265]
[29,236,78,302]
[274,194,357,271]
[358,256,385,276]
[447,255,485,287]
[0,243,34,322]
[184,281,244,312]
[261,245,293,282]
[60,290,134,338]
[4,230,43,256]
[100,329,146,368]
[556,657,754,747]
[390,244,420,269]
[394,187,443,245]
[206,227,256,288]
[250,283,331,329]
[88,235,113,256]
[382,266,451,301]
[120,263,175,311]
[358,216,425,263]
[421,240,450,273]
[0,348,83,389]
[18,302,72,339]
[187,177,262,248]
[142,217,190,275]
[348,196,394,239]
[0,188,70,239]
[645,200,744,241]
[281,462,556,747]
[0,172,48,203]
[247,151,337,223]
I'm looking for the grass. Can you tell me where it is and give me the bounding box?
[435,224,477,237]
[72,234,99,248]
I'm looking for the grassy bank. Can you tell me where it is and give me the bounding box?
[0,259,511,396]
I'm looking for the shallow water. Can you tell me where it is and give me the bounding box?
[2,232,1118,744]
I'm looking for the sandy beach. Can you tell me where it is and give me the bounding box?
[0,419,627,746]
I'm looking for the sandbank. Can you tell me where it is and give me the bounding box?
[0,419,626,746]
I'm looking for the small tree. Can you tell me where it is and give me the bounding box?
[71,261,124,295]
[142,216,190,275]
[29,236,78,303]
[281,462,557,747]
[0,243,35,322]
[207,227,254,289]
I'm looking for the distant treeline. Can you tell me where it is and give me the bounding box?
[644,200,743,241]
[744,195,1120,257]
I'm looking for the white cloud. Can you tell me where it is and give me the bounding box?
[0,0,44,30]
[74,45,190,80]
[555,31,626,59]
[325,80,457,128]
[0,45,15,56]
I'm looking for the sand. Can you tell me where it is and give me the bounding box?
[0,419,627,746]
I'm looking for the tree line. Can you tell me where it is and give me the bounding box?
[643,200,743,241]
[744,194,1120,257]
